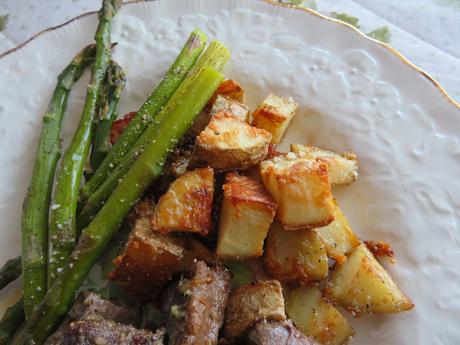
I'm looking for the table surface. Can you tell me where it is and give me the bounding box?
[1,0,459,102]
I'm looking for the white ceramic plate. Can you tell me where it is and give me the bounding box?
[1,1,459,344]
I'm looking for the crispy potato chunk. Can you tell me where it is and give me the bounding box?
[109,218,211,300]
[285,286,354,345]
[260,153,335,230]
[315,201,360,264]
[291,144,358,185]
[325,244,414,315]
[210,95,250,122]
[188,95,250,137]
[151,167,214,236]
[252,94,298,144]
[264,223,328,282]
[212,79,246,103]
[192,112,272,172]
[216,173,276,260]
[224,280,286,339]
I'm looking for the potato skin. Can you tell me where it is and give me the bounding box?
[151,167,214,236]
[192,112,271,172]
[285,286,354,345]
[264,223,328,282]
[260,154,335,230]
[325,244,414,315]
[290,144,358,185]
[224,280,286,340]
[109,218,211,300]
[216,173,276,260]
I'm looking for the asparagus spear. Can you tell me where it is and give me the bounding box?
[89,60,126,171]
[0,257,21,291]
[77,41,230,227]
[21,44,96,318]
[11,67,224,345]
[80,29,207,200]
[0,299,24,345]
[47,0,121,288]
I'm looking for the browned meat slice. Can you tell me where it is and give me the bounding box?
[45,291,141,345]
[163,260,231,345]
[247,320,320,345]
[67,291,140,325]
[51,319,165,345]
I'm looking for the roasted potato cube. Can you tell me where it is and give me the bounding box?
[212,79,246,103]
[210,95,250,122]
[216,173,276,260]
[192,112,272,172]
[260,154,335,230]
[252,94,298,144]
[291,144,358,185]
[315,201,360,264]
[109,218,211,300]
[224,280,286,339]
[151,167,214,236]
[325,244,414,315]
[264,223,328,282]
[285,286,354,345]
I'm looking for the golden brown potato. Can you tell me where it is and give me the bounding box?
[315,201,360,264]
[211,79,246,104]
[285,286,354,345]
[224,280,286,339]
[191,112,272,172]
[216,173,276,260]
[325,244,414,315]
[188,94,250,137]
[260,153,335,230]
[210,95,250,122]
[264,223,328,282]
[151,167,214,236]
[109,218,211,300]
[252,94,298,144]
[290,144,358,185]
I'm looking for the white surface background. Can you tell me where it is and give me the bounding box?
[0,0,459,103]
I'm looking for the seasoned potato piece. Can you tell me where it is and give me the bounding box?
[188,94,250,137]
[325,244,414,315]
[252,94,298,144]
[109,218,211,300]
[192,112,272,172]
[285,286,354,345]
[291,144,358,185]
[151,167,214,236]
[260,154,335,230]
[264,223,328,282]
[224,280,286,339]
[315,201,360,264]
[212,79,246,103]
[216,173,276,260]
[210,95,250,122]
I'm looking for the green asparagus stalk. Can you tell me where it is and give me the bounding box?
[89,60,126,171]
[77,41,230,227]
[0,257,21,291]
[47,0,121,288]
[80,29,208,200]
[11,67,224,345]
[0,299,24,345]
[21,44,96,318]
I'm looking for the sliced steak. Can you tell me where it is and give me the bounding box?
[53,319,165,345]
[163,260,231,345]
[45,291,142,345]
[247,320,320,345]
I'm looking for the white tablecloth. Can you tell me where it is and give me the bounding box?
[1,0,459,102]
